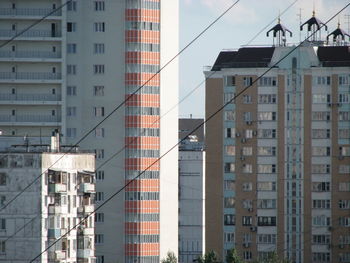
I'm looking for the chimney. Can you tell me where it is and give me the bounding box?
[51,129,60,152]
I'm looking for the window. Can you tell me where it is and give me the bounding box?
[224,76,235,86]
[0,173,6,185]
[339,75,349,85]
[312,94,330,103]
[94,1,105,11]
[243,112,252,122]
[224,214,235,225]
[242,199,252,209]
[339,93,349,103]
[243,77,253,87]
[95,192,104,202]
[93,86,105,96]
[224,180,235,191]
[258,216,276,226]
[67,65,76,75]
[97,171,104,180]
[258,164,276,173]
[312,182,330,192]
[242,164,252,174]
[67,86,77,96]
[94,107,105,117]
[96,256,105,263]
[312,215,330,226]
[312,164,330,174]
[95,128,105,138]
[258,234,276,244]
[258,94,277,104]
[259,77,277,86]
[243,95,252,104]
[224,197,235,208]
[95,149,104,159]
[224,163,235,173]
[0,219,5,230]
[257,199,276,209]
[242,182,253,191]
[224,92,235,103]
[0,241,5,254]
[258,112,276,121]
[67,1,77,11]
[242,216,252,226]
[339,217,350,227]
[95,234,104,244]
[312,146,330,156]
[313,76,331,86]
[339,182,350,191]
[257,182,276,191]
[225,128,233,138]
[242,147,253,156]
[258,129,276,138]
[339,165,350,174]
[312,129,330,139]
[339,129,350,139]
[257,147,276,156]
[67,43,77,54]
[224,111,235,121]
[225,146,235,156]
[0,196,5,208]
[66,128,77,138]
[312,235,330,244]
[94,22,105,32]
[312,199,331,209]
[94,43,105,54]
[67,22,77,32]
[339,253,350,263]
[95,213,104,222]
[312,253,330,263]
[224,232,234,243]
[312,111,330,121]
[245,129,253,138]
[339,112,350,121]
[66,107,77,117]
[94,65,105,74]
[339,200,350,209]
[243,251,252,261]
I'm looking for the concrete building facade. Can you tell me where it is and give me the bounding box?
[204,19,350,263]
[178,119,205,263]
[0,1,179,262]
[0,135,95,263]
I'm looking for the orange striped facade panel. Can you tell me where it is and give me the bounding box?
[125,179,160,192]
[125,158,160,171]
[125,137,160,149]
[126,30,160,44]
[125,115,160,128]
[125,243,160,256]
[125,200,160,214]
[125,222,160,235]
[126,94,160,107]
[126,51,160,65]
[125,73,160,86]
[125,9,160,23]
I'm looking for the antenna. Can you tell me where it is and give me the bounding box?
[297,8,302,42]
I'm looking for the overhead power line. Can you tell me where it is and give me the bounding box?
[29,2,350,262]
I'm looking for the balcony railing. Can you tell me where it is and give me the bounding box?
[0,93,61,101]
[0,50,61,59]
[0,29,61,38]
[0,115,61,123]
[0,8,62,17]
[0,72,61,80]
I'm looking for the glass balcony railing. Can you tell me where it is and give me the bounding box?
[0,93,61,101]
[0,115,62,123]
[0,50,61,59]
[0,72,62,80]
[0,29,61,38]
[0,8,62,17]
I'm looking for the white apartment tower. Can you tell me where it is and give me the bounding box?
[0,134,95,263]
[0,1,179,262]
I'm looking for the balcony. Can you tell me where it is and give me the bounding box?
[48,183,67,193]
[0,8,62,17]
[47,228,61,238]
[0,94,61,104]
[0,50,61,61]
[0,72,62,83]
[77,205,94,215]
[77,249,94,259]
[83,227,94,236]
[0,29,61,39]
[48,204,67,214]
[78,183,95,194]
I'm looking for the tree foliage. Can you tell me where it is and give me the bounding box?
[226,248,243,263]
[195,250,219,263]
[161,251,177,263]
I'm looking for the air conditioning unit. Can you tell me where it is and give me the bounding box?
[339,244,345,249]
[236,132,241,137]
[241,138,247,143]
[250,226,257,232]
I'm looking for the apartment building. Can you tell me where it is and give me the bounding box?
[0,1,179,262]
[178,119,205,262]
[204,16,350,263]
[0,133,95,263]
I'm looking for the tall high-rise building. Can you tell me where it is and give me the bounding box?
[204,16,350,263]
[0,1,179,262]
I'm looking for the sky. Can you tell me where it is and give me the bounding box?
[179,0,349,118]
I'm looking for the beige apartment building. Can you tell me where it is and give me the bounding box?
[204,17,350,263]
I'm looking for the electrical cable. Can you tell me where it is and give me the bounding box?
[29,2,350,262]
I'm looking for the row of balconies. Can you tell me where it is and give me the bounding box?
[48,183,95,194]
[0,93,61,102]
[0,8,62,17]
[0,50,61,59]
[47,249,94,261]
[0,29,61,38]
[0,114,61,123]
[0,72,61,80]
[48,203,94,215]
